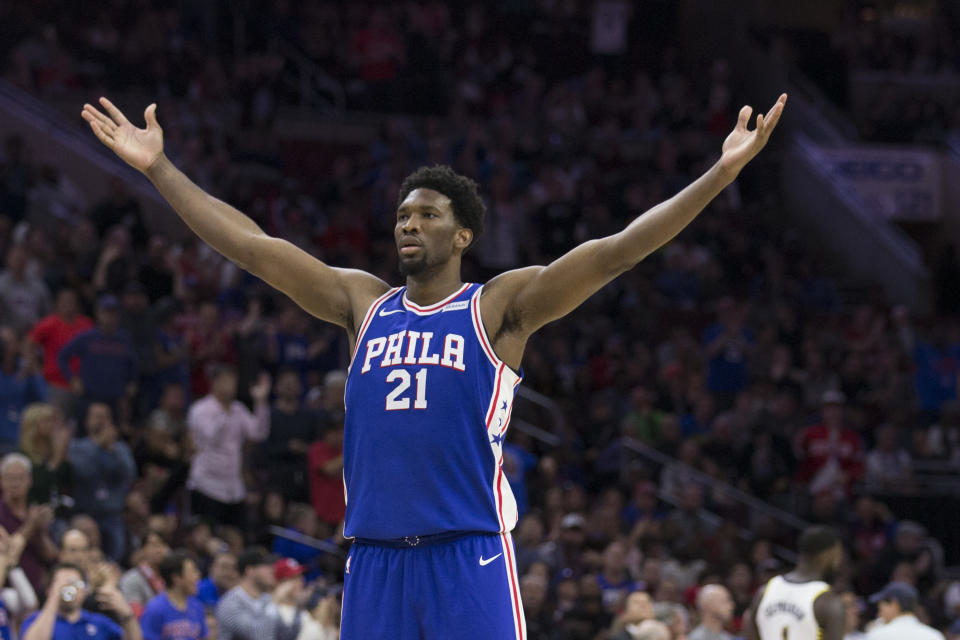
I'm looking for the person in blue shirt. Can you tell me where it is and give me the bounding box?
[195,552,237,608]
[141,551,208,640]
[22,564,142,640]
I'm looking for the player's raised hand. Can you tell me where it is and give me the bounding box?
[719,93,787,177]
[81,97,163,173]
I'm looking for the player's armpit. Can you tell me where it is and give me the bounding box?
[812,592,846,640]
[240,234,390,331]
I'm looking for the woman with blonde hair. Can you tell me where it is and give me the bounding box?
[18,403,72,506]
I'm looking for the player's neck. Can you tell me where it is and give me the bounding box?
[404,268,464,307]
[787,563,823,582]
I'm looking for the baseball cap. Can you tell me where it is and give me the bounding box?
[821,390,846,405]
[896,520,926,538]
[561,514,586,530]
[274,557,306,581]
[869,582,918,611]
[237,546,276,574]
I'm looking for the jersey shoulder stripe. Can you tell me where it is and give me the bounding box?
[348,287,401,372]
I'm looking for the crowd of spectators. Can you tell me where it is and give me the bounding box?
[0,1,959,639]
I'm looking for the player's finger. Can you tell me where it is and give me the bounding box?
[763,97,786,133]
[98,97,130,126]
[756,113,764,132]
[144,103,160,130]
[88,121,115,147]
[736,105,752,131]
[83,105,117,131]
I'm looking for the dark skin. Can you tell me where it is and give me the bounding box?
[744,545,846,640]
[80,93,785,376]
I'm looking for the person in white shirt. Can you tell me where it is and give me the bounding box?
[866,582,945,640]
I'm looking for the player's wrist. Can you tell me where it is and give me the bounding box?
[143,152,170,179]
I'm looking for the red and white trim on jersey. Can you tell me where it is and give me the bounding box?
[473,285,522,534]
[402,283,471,315]
[348,287,400,373]
[500,532,526,640]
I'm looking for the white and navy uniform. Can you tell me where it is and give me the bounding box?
[757,575,830,640]
[340,284,526,640]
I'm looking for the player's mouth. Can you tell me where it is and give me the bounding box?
[399,238,422,255]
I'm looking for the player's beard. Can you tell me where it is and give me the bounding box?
[398,250,430,276]
[821,565,839,584]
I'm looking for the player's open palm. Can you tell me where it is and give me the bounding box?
[720,93,787,176]
[82,97,163,173]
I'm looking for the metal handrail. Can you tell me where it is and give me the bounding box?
[620,437,811,532]
[270,37,345,112]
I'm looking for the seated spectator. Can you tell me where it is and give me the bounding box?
[0,327,47,454]
[27,288,93,412]
[22,564,141,640]
[19,403,72,506]
[689,584,734,640]
[303,589,339,640]
[0,453,58,594]
[864,424,912,491]
[117,531,169,618]
[271,558,316,640]
[596,540,639,613]
[308,418,344,528]
[186,367,270,529]
[521,572,551,640]
[866,582,943,640]
[215,547,277,640]
[140,550,207,640]
[59,528,91,571]
[196,552,238,608]
[271,504,323,581]
[68,403,137,562]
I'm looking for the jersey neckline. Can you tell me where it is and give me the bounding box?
[401,283,472,315]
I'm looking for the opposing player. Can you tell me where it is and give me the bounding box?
[747,526,846,640]
[82,91,786,639]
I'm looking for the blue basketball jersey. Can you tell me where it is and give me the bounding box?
[343,283,522,540]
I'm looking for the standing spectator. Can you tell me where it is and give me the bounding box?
[196,553,238,608]
[68,403,137,562]
[140,550,208,640]
[22,564,142,640]
[913,327,960,422]
[595,541,639,613]
[0,246,51,333]
[215,547,277,640]
[19,403,72,506]
[186,367,270,529]
[307,426,344,528]
[609,591,655,640]
[27,288,93,412]
[118,532,169,618]
[0,453,58,594]
[57,295,137,421]
[689,584,734,640]
[263,369,314,502]
[796,391,864,497]
[58,528,91,572]
[0,327,46,453]
[842,591,866,640]
[89,179,148,250]
[703,298,753,407]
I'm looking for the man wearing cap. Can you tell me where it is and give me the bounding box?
[215,547,277,640]
[272,558,311,640]
[57,294,137,422]
[796,391,864,497]
[866,582,944,640]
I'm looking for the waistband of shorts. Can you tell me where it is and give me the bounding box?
[352,530,495,548]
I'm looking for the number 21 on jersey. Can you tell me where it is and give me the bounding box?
[385,368,428,410]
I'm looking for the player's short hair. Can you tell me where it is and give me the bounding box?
[398,165,485,249]
[798,525,840,557]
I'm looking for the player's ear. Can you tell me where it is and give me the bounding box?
[455,227,473,251]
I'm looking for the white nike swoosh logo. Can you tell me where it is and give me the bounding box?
[479,553,502,566]
[378,308,404,316]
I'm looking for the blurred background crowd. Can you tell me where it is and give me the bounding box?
[0,1,959,639]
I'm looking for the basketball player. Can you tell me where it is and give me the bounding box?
[747,526,847,640]
[81,92,786,639]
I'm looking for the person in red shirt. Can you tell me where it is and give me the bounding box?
[796,390,865,497]
[27,288,93,411]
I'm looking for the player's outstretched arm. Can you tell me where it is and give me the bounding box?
[493,94,786,337]
[82,98,388,330]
